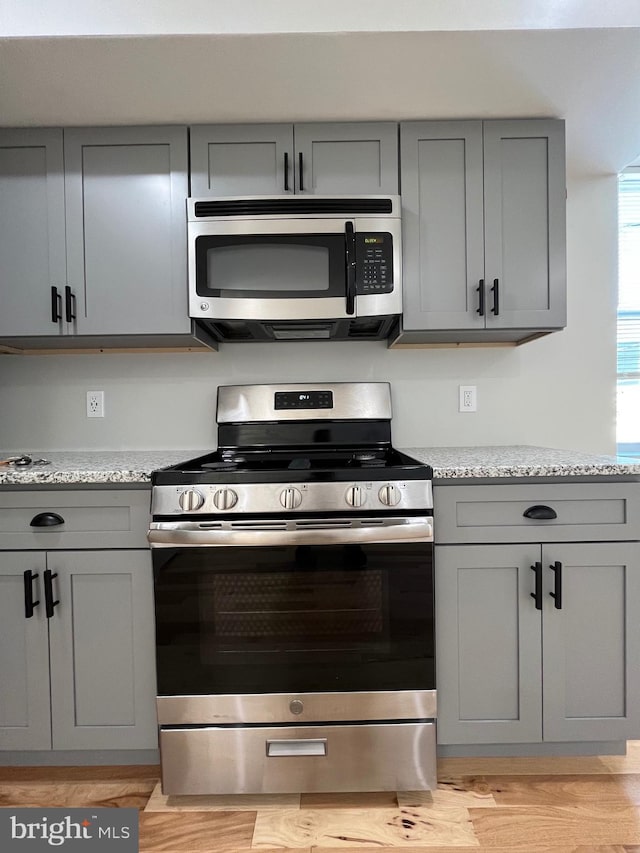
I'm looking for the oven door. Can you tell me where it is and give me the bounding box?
[150,516,434,720]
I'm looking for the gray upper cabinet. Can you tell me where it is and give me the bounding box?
[189,122,399,197]
[64,126,190,336]
[0,129,67,338]
[396,119,566,344]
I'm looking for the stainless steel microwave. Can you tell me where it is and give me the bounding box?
[187,196,402,342]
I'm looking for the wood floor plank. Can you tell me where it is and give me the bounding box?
[300,792,398,809]
[145,781,300,812]
[469,805,640,848]
[0,765,159,782]
[139,811,256,853]
[462,774,640,806]
[0,781,156,809]
[399,783,497,809]
[252,805,479,848]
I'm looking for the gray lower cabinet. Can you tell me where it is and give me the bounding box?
[0,549,157,751]
[190,122,399,196]
[395,119,566,345]
[435,537,640,745]
[0,489,157,753]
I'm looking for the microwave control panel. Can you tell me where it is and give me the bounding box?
[355,233,393,294]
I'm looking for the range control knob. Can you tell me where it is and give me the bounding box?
[280,487,302,510]
[178,489,205,511]
[213,488,238,511]
[379,484,401,506]
[346,485,366,508]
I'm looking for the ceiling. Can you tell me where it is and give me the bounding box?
[1,25,640,173]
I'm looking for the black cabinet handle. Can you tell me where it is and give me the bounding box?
[523,505,557,520]
[550,561,563,609]
[530,562,542,610]
[345,220,356,316]
[299,152,304,192]
[23,570,40,619]
[30,512,65,527]
[491,278,500,315]
[283,152,289,192]
[65,286,76,322]
[43,569,60,619]
[476,279,485,317]
[51,286,62,323]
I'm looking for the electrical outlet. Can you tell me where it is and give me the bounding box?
[459,385,477,413]
[86,390,105,418]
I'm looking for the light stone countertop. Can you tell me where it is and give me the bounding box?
[401,445,640,480]
[0,445,639,486]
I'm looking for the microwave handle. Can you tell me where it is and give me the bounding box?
[345,221,356,316]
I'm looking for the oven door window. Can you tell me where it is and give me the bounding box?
[153,543,434,695]
[194,234,347,300]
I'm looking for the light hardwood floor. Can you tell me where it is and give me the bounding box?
[2,746,640,852]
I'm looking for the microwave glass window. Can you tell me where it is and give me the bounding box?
[207,244,330,293]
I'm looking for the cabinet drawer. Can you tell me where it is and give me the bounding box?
[0,490,150,549]
[434,483,640,544]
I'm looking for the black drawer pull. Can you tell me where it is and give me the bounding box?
[299,152,304,192]
[44,569,60,618]
[523,505,557,520]
[549,561,563,610]
[30,512,65,527]
[23,570,40,619]
[491,278,500,315]
[530,562,542,610]
[477,279,485,316]
[51,286,62,323]
[64,285,76,322]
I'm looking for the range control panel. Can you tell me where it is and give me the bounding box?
[355,233,393,294]
[274,390,334,410]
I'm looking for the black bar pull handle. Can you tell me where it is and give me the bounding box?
[530,562,542,610]
[299,152,304,192]
[51,286,62,323]
[345,220,356,316]
[43,569,60,619]
[491,278,500,315]
[283,152,289,192]
[23,570,40,619]
[476,279,485,317]
[550,561,563,609]
[523,505,557,520]
[64,286,76,322]
[30,512,65,528]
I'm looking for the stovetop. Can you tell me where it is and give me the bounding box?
[152,447,431,485]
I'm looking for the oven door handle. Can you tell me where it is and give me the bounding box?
[148,516,433,548]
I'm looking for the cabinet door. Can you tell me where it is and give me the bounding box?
[294,122,398,195]
[0,552,51,749]
[64,126,190,336]
[435,544,542,744]
[483,120,566,329]
[399,122,484,331]
[48,550,157,750]
[190,124,293,197]
[542,542,640,742]
[0,129,67,337]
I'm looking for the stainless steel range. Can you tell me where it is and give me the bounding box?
[148,383,435,795]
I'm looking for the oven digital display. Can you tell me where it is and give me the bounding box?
[274,390,334,410]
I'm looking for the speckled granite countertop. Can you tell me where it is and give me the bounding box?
[0,451,200,486]
[0,446,639,486]
[402,445,640,479]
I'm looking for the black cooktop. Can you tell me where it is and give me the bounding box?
[153,447,431,486]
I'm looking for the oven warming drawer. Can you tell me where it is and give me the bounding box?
[159,721,436,794]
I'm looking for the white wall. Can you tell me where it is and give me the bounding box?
[0,174,618,455]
